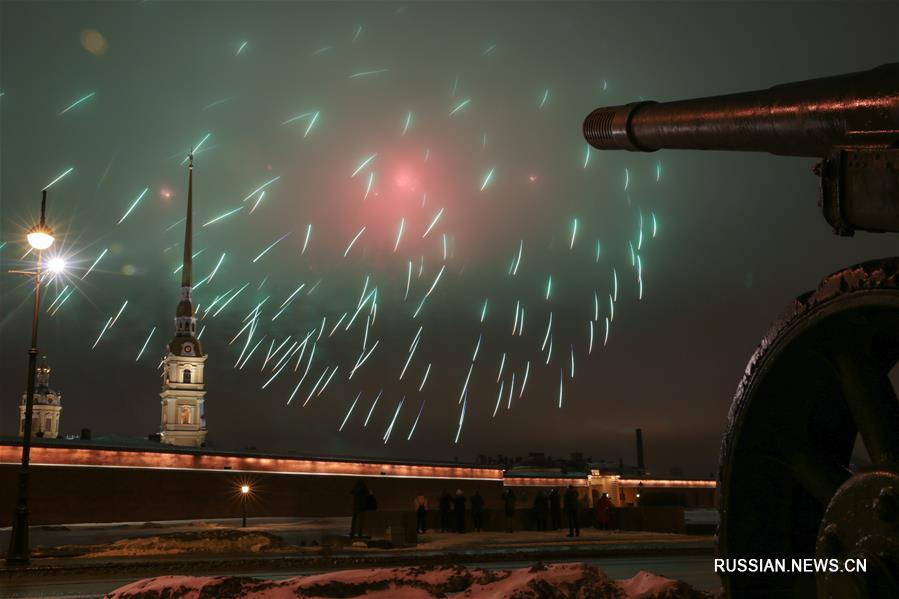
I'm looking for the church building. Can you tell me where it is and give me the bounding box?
[19,357,62,438]
[159,153,208,447]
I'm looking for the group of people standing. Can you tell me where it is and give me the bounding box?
[420,489,486,534]
[352,480,616,538]
[415,485,596,537]
[530,487,614,535]
[527,486,584,536]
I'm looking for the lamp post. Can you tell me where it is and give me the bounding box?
[240,484,251,527]
[5,190,55,566]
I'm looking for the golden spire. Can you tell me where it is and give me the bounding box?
[181,149,194,288]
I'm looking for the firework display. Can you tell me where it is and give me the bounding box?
[1,2,669,448]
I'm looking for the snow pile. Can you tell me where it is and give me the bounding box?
[619,570,709,598]
[79,529,292,558]
[107,563,713,598]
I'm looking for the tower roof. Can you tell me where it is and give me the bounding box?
[26,356,61,405]
[36,355,51,390]
[176,299,194,317]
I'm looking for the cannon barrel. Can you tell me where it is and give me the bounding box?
[583,63,899,158]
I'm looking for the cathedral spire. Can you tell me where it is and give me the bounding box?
[160,150,207,448]
[181,150,194,288]
[170,150,202,354]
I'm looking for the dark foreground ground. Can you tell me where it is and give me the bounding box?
[0,558,718,598]
[0,517,718,598]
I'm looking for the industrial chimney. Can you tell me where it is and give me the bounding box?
[635,428,645,475]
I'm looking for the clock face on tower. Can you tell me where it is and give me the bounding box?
[181,342,195,355]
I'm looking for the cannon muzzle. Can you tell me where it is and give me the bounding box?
[583,64,899,158]
[583,64,899,235]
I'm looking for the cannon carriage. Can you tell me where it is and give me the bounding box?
[584,64,899,598]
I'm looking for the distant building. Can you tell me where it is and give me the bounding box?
[159,153,207,447]
[501,434,716,509]
[504,464,716,509]
[19,357,61,439]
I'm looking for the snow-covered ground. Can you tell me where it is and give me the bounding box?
[107,563,713,598]
[77,529,297,558]
[9,518,710,559]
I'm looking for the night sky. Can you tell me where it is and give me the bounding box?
[2,1,897,477]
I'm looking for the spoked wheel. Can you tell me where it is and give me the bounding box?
[718,258,899,598]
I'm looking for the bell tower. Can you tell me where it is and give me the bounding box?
[159,152,207,447]
[19,357,62,439]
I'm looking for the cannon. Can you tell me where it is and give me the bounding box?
[584,64,899,598]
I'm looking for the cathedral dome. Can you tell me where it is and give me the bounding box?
[21,357,62,406]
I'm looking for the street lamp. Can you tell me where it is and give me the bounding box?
[26,227,54,251]
[6,190,55,566]
[240,484,251,528]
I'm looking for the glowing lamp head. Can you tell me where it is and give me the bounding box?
[27,225,55,250]
[241,484,250,495]
[46,257,67,274]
